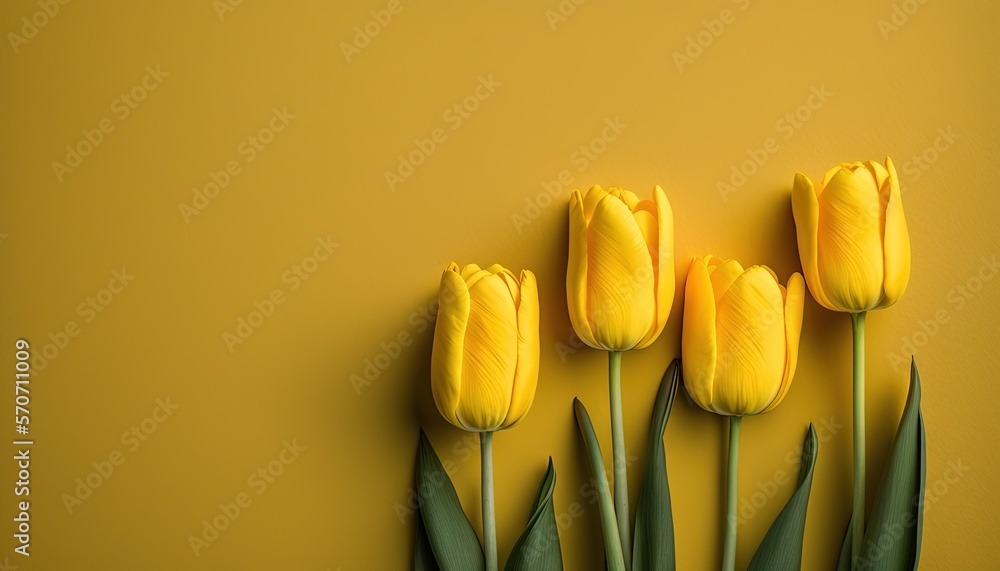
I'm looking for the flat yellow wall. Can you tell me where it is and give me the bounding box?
[1,0,997,569]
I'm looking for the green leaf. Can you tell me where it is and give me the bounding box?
[856,359,926,570]
[416,430,486,571]
[504,458,564,571]
[746,423,819,571]
[574,398,627,571]
[835,515,854,571]
[632,359,679,571]
[415,502,441,571]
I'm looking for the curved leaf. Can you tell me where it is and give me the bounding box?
[504,458,564,571]
[835,516,854,571]
[857,359,926,570]
[573,398,627,571]
[632,359,679,571]
[747,423,819,571]
[416,430,486,571]
[415,502,441,571]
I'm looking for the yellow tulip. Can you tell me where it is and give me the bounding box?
[791,158,911,313]
[567,185,675,352]
[682,256,804,416]
[430,262,540,432]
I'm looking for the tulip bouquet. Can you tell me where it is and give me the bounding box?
[409,159,925,571]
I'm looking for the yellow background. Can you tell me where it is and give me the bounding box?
[1,0,998,569]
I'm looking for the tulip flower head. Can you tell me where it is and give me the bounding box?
[431,263,540,432]
[567,185,675,352]
[682,256,804,416]
[791,158,911,313]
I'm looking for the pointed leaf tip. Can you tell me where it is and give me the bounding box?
[633,360,680,570]
[747,423,819,571]
[857,361,925,568]
[505,461,563,570]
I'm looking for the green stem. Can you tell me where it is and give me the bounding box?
[609,350,632,570]
[722,415,742,571]
[595,453,628,571]
[851,311,867,569]
[481,431,497,571]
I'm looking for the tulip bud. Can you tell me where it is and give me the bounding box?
[681,256,804,416]
[566,185,675,352]
[791,158,911,313]
[430,263,540,432]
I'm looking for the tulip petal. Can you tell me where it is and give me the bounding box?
[635,186,676,349]
[821,164,848,188]
[608,186,641,210]
[877,157,911,309]
[460,263,482,280]
[567,190,599,349]
[633,207,658,260]
[851,163,878,191]
[762,272,805,413]
[759,265,779,284]
[632,207,659,339]
[866,160,890,190]
[502,270,540,429]
[816,168,885,311]
[791,172,838,311]
[586,193,656,350]
[456,274,518,431]
[709,259,745,305]
[681,257,716,411]
[713,267,785,415]
[430,268,471,428]
[462,263,494,290]
[582,185,608,222]
[492,265,521,306]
